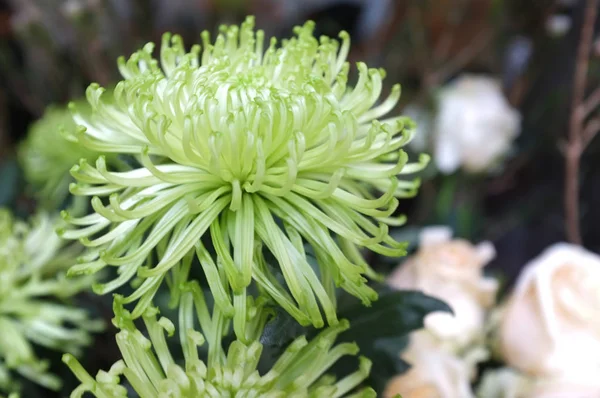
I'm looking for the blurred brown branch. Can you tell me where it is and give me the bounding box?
[565,0,599,245]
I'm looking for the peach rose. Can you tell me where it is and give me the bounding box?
[388,226,498,350]
[384,333,476,398]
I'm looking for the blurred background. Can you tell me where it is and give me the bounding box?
[1,0,599,395]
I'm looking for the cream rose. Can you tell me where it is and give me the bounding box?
[388,226,498,350]
[384,333,476,398]
[433,75,521,174]
[499,243,600,378]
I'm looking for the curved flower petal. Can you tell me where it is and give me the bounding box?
[0,210,100,394]
[63,286,375,397]
[63,17,424,327]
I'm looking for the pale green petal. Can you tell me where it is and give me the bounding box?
[63,16,424,329]
[0,210,100,393]
[65,290,372,397]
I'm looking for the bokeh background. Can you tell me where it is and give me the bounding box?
[0,0,598,396]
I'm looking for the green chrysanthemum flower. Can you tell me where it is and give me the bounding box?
[61,16,427,328]
[18,102,101,209]
[19,97,126,210]
[64,283,374,397]
[0,209,102,394]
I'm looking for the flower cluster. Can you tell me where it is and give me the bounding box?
[61,16,426,329]
[384,235,600,397]
[64,283,375,397]
[388,226,498,351]
[0,209,101,394]
[385,227,498,398]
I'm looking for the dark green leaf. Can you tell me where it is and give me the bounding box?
[326,284,452,393]
[258,305,308,373]
[335,284,452,340]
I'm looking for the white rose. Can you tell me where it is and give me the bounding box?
[384,333,476,398]
[433,75,521,174]
[388,226,498,350]
[499,243,600,378]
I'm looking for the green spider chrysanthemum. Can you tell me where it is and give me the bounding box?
[61,16,427,329]
[18,102,101,209]
[0,209,102,394]
[64,283,374,397]
[19,96,126,210]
